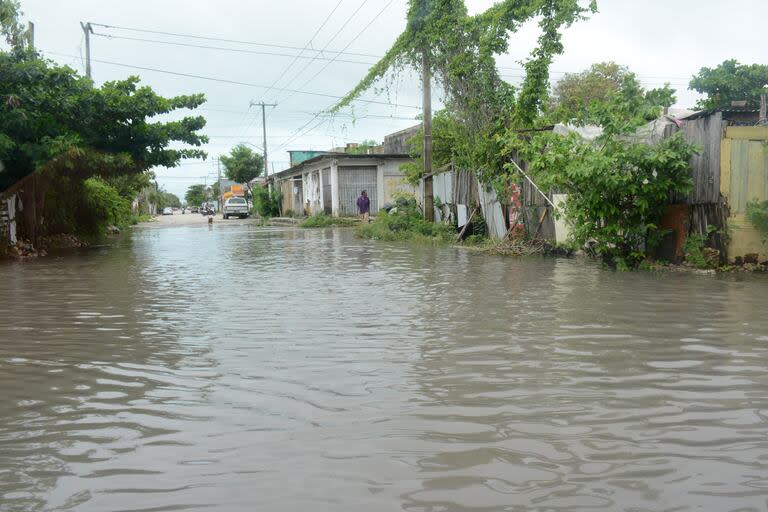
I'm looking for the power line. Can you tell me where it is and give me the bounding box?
[273,0,398,151]
[87,21,382,59]
[86,21,694,83]
[90,32,376,66]
[259,0,346,102]
[268,0,374,110]
[40,50,421,109]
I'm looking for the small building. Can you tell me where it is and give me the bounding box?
[288,150,330,168]
[273,153,416,217]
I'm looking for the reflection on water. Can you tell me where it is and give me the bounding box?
[1,224,767,511]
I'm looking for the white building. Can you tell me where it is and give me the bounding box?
[273,153,417,217]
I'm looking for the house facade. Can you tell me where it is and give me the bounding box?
[273,153,416,217]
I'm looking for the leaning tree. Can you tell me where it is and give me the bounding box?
[333,0,595,216]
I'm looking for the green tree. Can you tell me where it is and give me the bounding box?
[551,62,675,123]
[0,51,208,191]
[0,0,26,49]
[510,75,697,268]
[690,59,768,109]
[220,144,264,197]
[211,181,220,201]
[333,0,596,179]
[185,184,207,206]
[162,192,181,208]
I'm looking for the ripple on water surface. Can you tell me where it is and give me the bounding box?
[1,225,768,511]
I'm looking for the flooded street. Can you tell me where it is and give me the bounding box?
[1,223,768,512]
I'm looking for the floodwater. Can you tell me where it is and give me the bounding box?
[1,223,768,512]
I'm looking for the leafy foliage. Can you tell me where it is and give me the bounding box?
[82,177,132,233]
[551,61,675,123]
[185,184,207,206]
[746,200,768,242]
[334,0,595,176]
[0,50,208,191]
[357,194,454,242]
[690,59,768,109]
[346,140,380,154]
[300,214,357,228]
[220,144,264,186]
[252,186,281,218]
[0,0,26,50]
[511,79,697,267]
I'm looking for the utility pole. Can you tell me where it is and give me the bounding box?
[27,21,34,49]
[422,49,434,222]
[217,157,222,213]
[760,93,767,125]
[80,22,93,79]
[250,101,277,187]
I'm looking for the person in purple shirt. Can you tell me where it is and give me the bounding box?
[356,190,370,223]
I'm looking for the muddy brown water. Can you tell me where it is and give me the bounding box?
[1,224,768,511]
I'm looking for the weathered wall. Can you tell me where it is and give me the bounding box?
[721,126,768,262]
[381,160,417,207]
[383,125,420,154]
[675,113,727,205]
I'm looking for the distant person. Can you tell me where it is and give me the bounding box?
[357,190,370,223]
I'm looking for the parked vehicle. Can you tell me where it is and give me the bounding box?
[189,206,199,213]
[162,207,173,215]
[223,197,249,219]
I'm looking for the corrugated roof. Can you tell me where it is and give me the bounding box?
[683,107,760,121]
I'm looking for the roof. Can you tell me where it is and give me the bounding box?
[272,153,412,180]
[683,107,760,121]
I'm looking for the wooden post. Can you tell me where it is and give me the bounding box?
[80,22,93,79]
[760,94,767,125]
[422,49,434,222]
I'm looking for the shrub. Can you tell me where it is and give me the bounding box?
[300,214,357,228]
[253,186,282,218]
[746,200,768,241]
[80,177,132,235]
[358,198,455,242]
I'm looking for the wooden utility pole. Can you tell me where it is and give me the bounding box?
[27,21,34,49]
[422,50,434,222]
[80,22,93,79]
[217,158,223,212]
[250,101,277,187]
[760,93,767,125]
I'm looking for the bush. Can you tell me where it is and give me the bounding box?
[300,214,357,228]
[81,177,132,235]
[746,200,768,241]
[358,197,455,242]
[253,186,282,218]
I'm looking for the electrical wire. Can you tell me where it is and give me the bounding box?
[40,50,421,109]
[88,21,381,59]
[272,0,398,152]
[90,32,376,66]
[268,0,372,107]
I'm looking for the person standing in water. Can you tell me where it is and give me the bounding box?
[357,190,370,223]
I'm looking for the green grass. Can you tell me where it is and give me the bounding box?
[300,214,358,228]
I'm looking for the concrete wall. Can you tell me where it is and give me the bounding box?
[380,159,417,207]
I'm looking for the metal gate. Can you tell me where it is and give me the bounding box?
[338,166,377,216]
[322,168,332,215]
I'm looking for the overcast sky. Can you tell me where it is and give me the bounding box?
[18,0,767,199]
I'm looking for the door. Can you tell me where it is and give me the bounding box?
[338,166,377,216]
[322,168,332,215]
